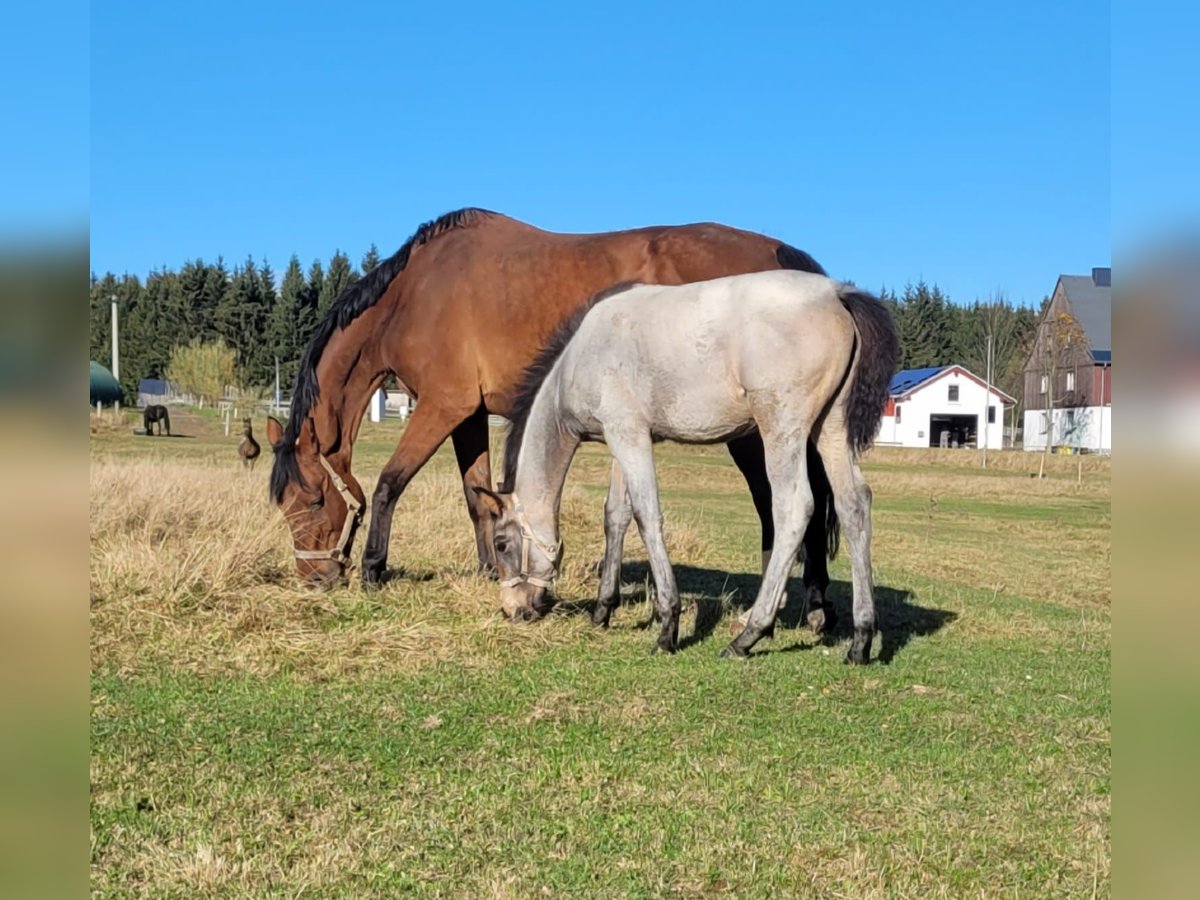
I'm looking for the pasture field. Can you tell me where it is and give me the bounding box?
[90,410,1110,897]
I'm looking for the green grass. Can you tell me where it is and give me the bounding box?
[90,409,1110,897]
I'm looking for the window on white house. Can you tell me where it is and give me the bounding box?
[1066,371,1075,391]
[948,384,959,402]
[987,405,996,424]
[1040,375,1048,394]
[895,404,901,424]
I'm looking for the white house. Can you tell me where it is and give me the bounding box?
[876,365,1015,449]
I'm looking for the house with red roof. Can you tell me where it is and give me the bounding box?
[877,365,1015,449]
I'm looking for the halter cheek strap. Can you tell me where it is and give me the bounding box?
[498,494,562,590]
[293,455,364,567]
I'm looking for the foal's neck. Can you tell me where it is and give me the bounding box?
[512,370,579,542]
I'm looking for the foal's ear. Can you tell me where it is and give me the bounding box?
[472,486,506,519]
[266,416,285,447]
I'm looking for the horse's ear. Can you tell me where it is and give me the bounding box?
[472,486,506,519]
[266,416,285,447]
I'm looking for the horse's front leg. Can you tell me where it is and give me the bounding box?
[605,429,679,653]
[451,405,498,577]
[361,402,463,586]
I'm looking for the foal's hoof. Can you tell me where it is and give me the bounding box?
[651,640,678,655]
[592,605,614,628]
[719,642,749,660]
[844,629,874,665]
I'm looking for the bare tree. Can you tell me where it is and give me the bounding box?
[1033,310,1089,478]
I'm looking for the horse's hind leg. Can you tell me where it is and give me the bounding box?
[593,459,633,627]
[815,419,876,665]
[723,429,814,658]
[605,428,679,653]
[451,405,497,576]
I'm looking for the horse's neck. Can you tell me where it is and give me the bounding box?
[513,371,579,540]
[311,320,388,454]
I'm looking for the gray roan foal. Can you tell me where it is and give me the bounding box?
[475,270,898,662]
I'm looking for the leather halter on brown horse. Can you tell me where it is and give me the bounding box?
[268,208,836,625]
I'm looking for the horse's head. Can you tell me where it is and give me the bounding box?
[474,487,560,621]
[267,416,366,588]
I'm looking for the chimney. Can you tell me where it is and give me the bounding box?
[1092,267,1111,287]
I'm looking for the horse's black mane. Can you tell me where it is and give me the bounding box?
[271,207,493,502]
[501,281,640,490]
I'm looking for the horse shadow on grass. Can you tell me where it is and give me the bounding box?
[555,561,954,663]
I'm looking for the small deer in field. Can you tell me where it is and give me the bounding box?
[239,418,261,470]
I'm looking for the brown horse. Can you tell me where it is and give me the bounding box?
[268,208,837,627]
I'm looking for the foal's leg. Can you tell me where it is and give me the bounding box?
[727,435,835,634]
[361,402,470,585]
[593,459,633,627]
[451,405,497,576]
[605,431,680,653]
[816,424,877,665]
[722,431,814,658]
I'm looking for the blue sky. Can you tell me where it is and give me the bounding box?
[84,0,1118,306]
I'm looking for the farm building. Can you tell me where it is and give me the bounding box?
[137,378,171,407]
[1022,267,1111,453]
[877,365,1014,449]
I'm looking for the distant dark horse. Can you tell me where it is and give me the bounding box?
[143,405,170,436]
[239,418,261,469]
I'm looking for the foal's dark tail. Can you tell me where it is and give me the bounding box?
[837,285,900,456]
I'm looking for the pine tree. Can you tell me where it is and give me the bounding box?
[361,243,381,275]
[307,259,326,322]
[896,281,954,369]
[318,251,356,316]
[267,255,313,392]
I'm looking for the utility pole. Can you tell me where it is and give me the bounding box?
[981,331,993,468]
[110,295,120,382]
[111,295,121,415]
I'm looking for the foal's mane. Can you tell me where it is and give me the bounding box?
[501,281,640,490]
[271,207,493,502]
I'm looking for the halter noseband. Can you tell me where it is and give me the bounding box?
[292,454,363,568]
[499,494,562,590]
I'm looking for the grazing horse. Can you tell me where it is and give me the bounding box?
[267,208,836,610]
[143,405,170,436]
[239,418,261,469]
[475,272,898,662]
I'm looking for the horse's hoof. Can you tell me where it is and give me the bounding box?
[844,629,874,665]
[592,606,613,628]
[720,642,749,660]
[807,607,827,635]
[652,640,678,655]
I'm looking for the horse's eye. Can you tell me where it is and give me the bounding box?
[308,498,324,511]
[495,538,509,554]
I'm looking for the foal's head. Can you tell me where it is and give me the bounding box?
[475,488,560,621]
[267,416,366,588]
[242,417,253,437]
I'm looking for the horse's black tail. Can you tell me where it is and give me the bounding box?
[837,285,900,456]
[162,408,171,436]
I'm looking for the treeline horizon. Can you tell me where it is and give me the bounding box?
[90,248,1045,412]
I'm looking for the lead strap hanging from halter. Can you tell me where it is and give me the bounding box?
[499,493,561,590]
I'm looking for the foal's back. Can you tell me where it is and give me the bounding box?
[560,270,857,441]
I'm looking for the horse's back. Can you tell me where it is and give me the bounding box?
[563,271,855,438]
